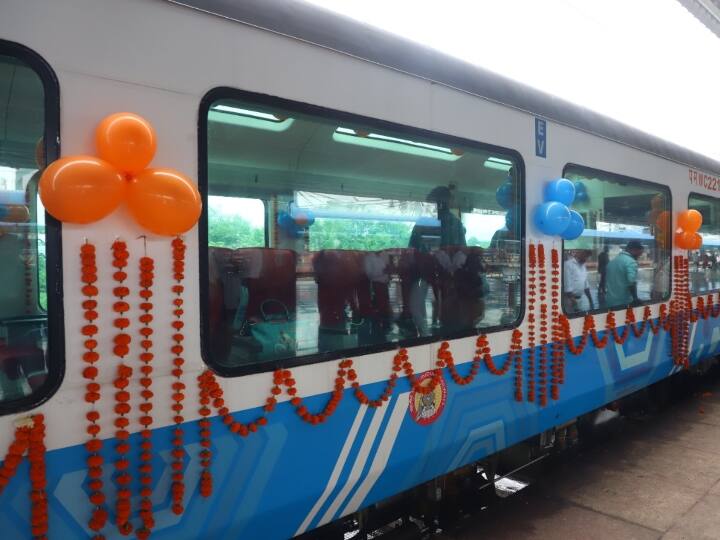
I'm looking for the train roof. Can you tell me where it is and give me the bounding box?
[169,0,720,176]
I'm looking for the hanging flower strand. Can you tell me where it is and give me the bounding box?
[28,414,48,540]
[136,253,156,540]
[550,247,563,400]
[537,244,548,406]
[79,242,108,536]
[111,240,133,536]
[170,237,187,515]
[527,243,537,402]
[197,371,213,498]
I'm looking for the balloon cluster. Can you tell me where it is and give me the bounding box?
[533,178,584,240]
[278,204,315,238]
[675,209,703,250]
[39,113,201,236]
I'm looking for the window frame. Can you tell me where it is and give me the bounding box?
[0,39,63,416]
[688,191,720,296]
[198,87,526,377]
[561,163,672,319]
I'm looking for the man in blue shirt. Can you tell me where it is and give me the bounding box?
[605,241,644,308]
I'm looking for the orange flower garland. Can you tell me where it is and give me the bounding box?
[197,371,213,498]
[170,237,187,515]
[79,243,108,536]
[111,240,133,536]
[136,255,156,540]
[527,243,537,403]
[537,244,548,407]
[28,415,48,539]
[351,357,396,408]
[0,421,31,494]
[0,416,47,538]
[550,248,563,400]
[284,362,349,422]
[441,340,480,386]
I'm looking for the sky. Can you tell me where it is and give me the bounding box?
[304,0,720,163]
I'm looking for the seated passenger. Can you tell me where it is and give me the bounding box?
[605,240,644,307]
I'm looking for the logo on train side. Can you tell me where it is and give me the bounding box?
[408,372,447,425]
[689,168,720,192]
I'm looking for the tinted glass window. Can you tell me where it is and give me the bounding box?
[204,94,523,371]
[562,165,671,315]
[688,193,720,293]
[0,53,52,405]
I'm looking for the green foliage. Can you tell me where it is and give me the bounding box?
[209,208,264,248]
[309,218,413,251]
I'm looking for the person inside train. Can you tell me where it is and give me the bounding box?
[597,245,609,302]
[399,185,466,336]
[563,249,594,313]
[605,240,644,307]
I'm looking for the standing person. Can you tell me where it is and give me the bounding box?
[597,245,610,301]
[563,250,594,313]
[605,241,644,308]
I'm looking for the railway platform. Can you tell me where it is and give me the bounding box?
[436,374,720,540]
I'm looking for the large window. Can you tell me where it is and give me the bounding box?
[688,193,720,294]
[562,164,671,316]
[202,90,524,373]
[0,41,61,414]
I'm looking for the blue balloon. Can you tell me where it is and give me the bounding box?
[561,210,585,240]
[495,182,513,209]
[575,190,589,203]
[574,181,587,194]
[534,202,571,235]
[544,178,575,206]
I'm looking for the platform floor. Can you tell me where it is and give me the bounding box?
[436,376,720,540]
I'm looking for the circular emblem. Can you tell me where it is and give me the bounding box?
[409,371,447,425]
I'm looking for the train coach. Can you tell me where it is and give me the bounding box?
[1,1,720,539]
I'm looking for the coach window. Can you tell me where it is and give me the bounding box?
[202,91,524,374]
[562,164,671,316]
[688,193,720,294]
[0,41,61,413]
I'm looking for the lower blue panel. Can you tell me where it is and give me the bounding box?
[2,317,719,539]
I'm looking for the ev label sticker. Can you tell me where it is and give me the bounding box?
[535,118,547,158]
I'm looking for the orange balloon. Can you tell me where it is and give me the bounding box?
[690,232,703,250]
[126,168,201,236]
[655,210,671,231]
[95,112,156,175]
[39,156,125,223]
[678,209,702,232]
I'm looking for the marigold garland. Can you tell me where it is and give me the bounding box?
[28,415,48,540]
[170,237,187,515]
[197,371,213,498]
[0,421,31,494]
[136,254,156,540]
[537,244,548,407]
[111,240,133,536]
[79,242,108,536]
[550,248,563,400]
[0,416,47,538]
[526,243,537,402]
[441,340,481,386]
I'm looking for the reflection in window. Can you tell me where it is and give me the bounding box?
[205,97,523,369]
[563,165,671,315]
[0,54,49,403]
[688,193,720,293]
